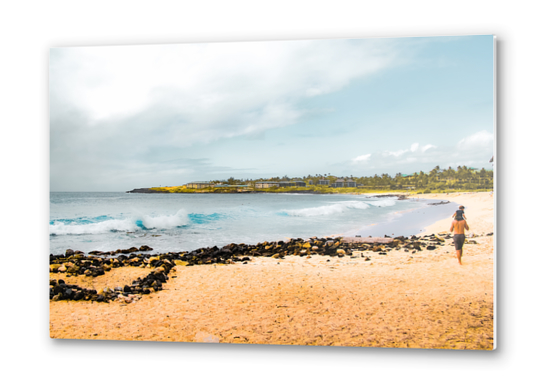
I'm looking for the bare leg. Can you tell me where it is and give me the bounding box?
[456,249,463,265]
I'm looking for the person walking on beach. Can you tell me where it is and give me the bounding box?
[451,205,467,221]
[450,208,469,265]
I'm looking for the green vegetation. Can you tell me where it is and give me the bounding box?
[150,165,493,194]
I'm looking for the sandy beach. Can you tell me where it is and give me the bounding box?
[50,191,494,349]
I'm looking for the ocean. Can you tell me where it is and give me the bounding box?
[49,192,453,255]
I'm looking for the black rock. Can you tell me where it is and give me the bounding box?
[53,284,64,295]
[74,292,84,300]
[65,288,74,299]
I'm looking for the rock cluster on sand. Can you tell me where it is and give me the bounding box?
[50,234,452,304]
[174,234,452,264]
[427,200,450,206]
[49,250,175,303]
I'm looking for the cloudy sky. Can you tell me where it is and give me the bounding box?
[50,35,494,191]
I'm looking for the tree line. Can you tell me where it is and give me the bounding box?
[213,165,494,192]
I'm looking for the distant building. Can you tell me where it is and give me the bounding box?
[255,181,279,189]
[333,178,345,188]
[187,181,212,189]
[308,180,313,185]
[345,178,357,188]
[293,179,306,187]
[278,181,296,187]
[318,178,330,185]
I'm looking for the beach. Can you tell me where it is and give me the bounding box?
[50,191,494,349]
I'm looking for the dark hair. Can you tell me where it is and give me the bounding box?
[455,210,464,220]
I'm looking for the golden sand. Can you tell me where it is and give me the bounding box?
[50,192,494,349]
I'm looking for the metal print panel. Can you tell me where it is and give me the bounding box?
[49,35,495,349]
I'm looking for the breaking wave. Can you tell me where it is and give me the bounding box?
[283,199,396,217]
[50,210,190,235]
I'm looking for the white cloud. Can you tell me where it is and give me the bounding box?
[422,144,436,152]
[50,39,404,149]
[383,142,435,157]
[306,88,324,97]
[346,131,492,175]
[383,149,408,157]
[457,130,493,149]
[352,154,371,163]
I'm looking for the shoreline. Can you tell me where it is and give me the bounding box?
[50,193,445,255]
[50,191,494,349]
[125,187,413,196]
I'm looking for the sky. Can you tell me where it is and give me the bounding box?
[50,35,494,191]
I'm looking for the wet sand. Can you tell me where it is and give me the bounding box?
[50,192,494,349]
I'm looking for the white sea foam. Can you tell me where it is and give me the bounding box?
[50,219,138,235]
[140,209,189,229]
[284,200,374,217]
[50,209,189,235]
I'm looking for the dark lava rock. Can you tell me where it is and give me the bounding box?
[428,200,450,206]
[65,288,74,299]
[74,291,84,300]
[65,249,74,257]
[426,245,436,250]
[126,188,169,194]
[53,285,64,295]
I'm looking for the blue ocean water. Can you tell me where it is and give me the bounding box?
[49,192,452,255]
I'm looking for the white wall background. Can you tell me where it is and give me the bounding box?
[1,1,539,383]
